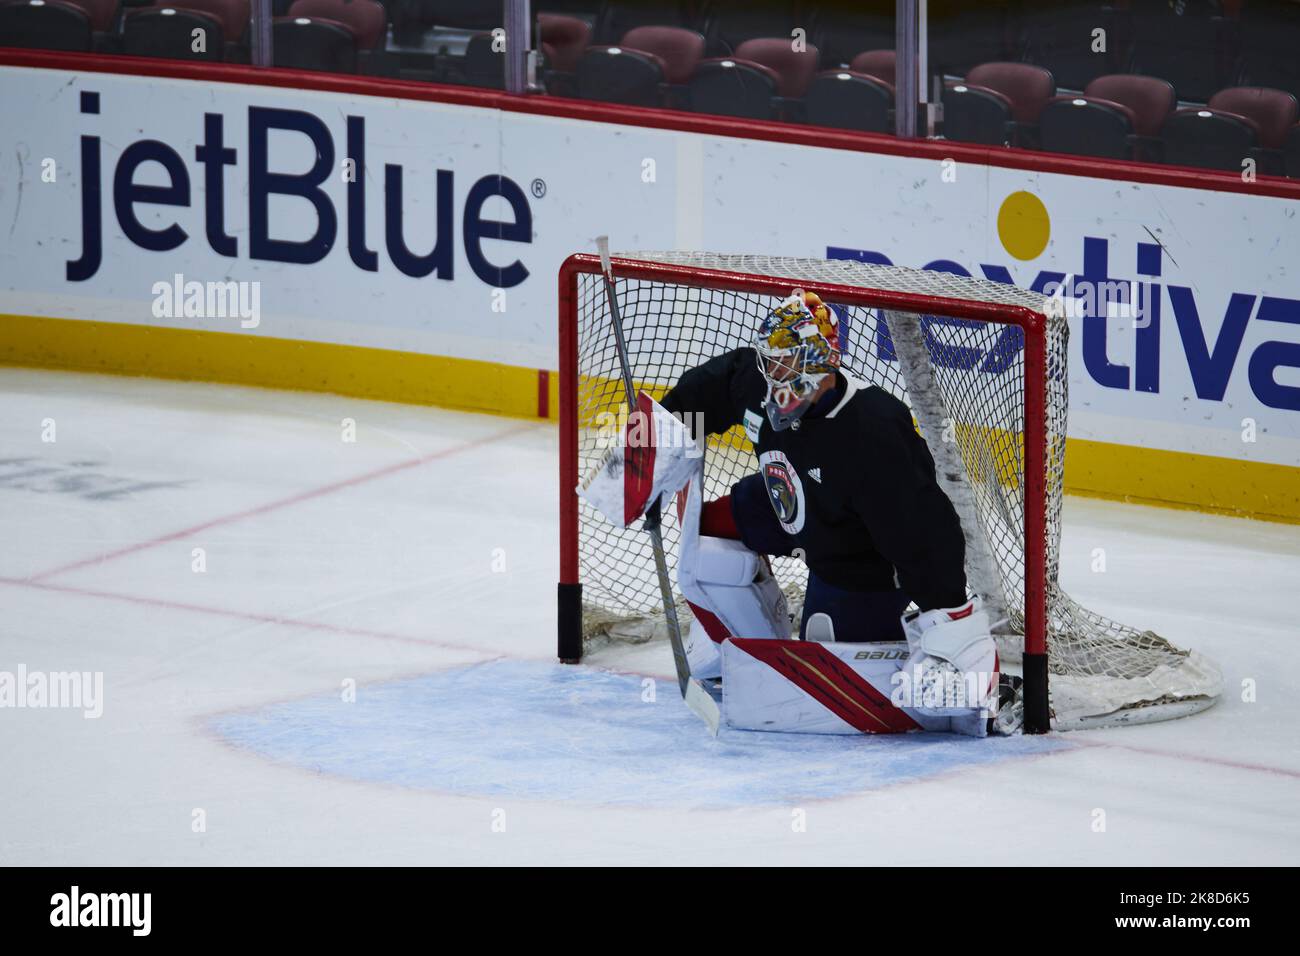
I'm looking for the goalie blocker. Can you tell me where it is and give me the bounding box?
[578,393,1004,736]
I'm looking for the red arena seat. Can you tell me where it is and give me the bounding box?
[849,49,895,87]
[965,62,1056,126]
[620,24,705,86]
[1208,87,1300,150]
[539,12,591,75]
[733,36,820,99]
[1084,75,1177,138]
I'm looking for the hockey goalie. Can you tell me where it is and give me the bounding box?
[581,291,1019,737]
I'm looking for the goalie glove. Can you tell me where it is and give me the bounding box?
[901,598,999,722]
[577,392,702,527]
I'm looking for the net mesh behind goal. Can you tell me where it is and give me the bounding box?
[561,252,1222,730]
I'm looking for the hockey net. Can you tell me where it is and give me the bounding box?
[558,252,1222,731]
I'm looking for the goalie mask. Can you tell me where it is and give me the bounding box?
[753,291,841,431]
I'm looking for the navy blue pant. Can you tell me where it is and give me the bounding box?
[731,473,909,642]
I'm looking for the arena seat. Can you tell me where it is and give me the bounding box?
[620,25,703,85]
[540,12,590,72]
[849,49,894,88]
[1209,87,1299,150]
[952,62,1054,146]
[1085,74,1176,138]
[966,62,1055,124]
[733,37,819,100]
[942,82,1016,145]
[575,44,666,107]
[804,70,893,134]
[1038,96,1137,160]
[614,24,704,107]
[0,0,93,51]
[1207,86,1299,175]
[273,15,357,74]
[122,7,225,60]
[688,56,782,120]
[1160,107,1260,172]
[538,12,592,96]
[1052,74,1178,161]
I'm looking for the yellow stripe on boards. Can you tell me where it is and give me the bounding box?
[0,313,554,420]
[1065,438,1300,526]
[2,313,1297,523]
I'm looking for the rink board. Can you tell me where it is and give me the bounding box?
[1,52,1298,520]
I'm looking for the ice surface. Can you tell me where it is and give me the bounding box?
[1,368,1297,865]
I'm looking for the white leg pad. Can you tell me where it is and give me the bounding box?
[674,462,789,680]
[679,536,789,641]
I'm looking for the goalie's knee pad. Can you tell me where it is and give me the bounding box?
[679,536,789,679]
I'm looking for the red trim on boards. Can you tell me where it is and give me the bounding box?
[3,48,1299,200]
[536,369,549,419]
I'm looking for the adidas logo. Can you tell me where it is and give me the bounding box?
[808,467,822,483]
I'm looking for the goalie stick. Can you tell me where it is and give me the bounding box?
[594,236,722,735]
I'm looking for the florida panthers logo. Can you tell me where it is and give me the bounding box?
[759,450,806,534]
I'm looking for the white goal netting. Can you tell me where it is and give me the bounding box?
[567,252,1222,730]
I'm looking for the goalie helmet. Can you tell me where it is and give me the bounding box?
[753,290,841,431]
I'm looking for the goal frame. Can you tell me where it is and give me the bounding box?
[556,253,1052,734]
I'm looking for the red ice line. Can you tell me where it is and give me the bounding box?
[27,422,536,582]
[0,574,498,657]
[3,421,538,657]
[1070,736,1300,781]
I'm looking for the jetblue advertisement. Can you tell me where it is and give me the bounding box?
[1,64,1297,481]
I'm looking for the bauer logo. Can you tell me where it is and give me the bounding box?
[830,193,1300,415]
[66,92,534,288]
